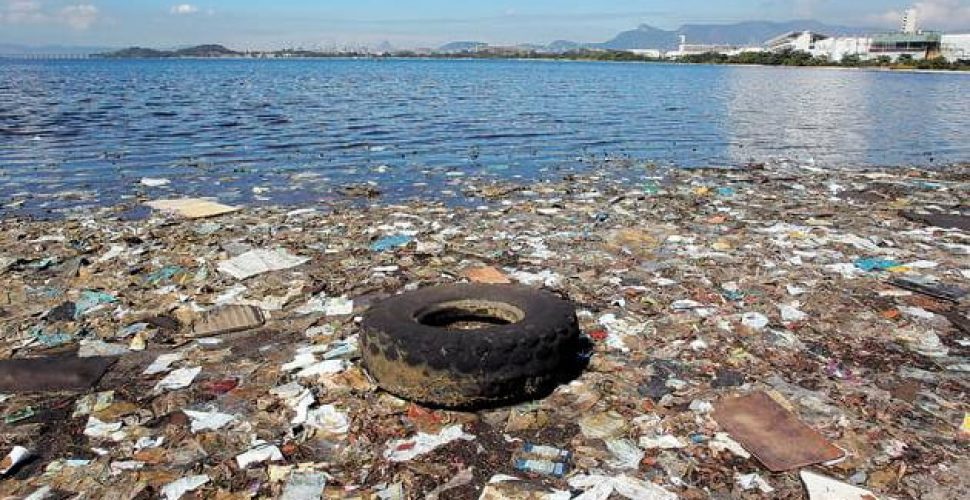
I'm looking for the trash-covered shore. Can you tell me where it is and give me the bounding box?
[0,162,967,499]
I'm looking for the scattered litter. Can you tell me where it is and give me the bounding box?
[800,470,882,500]
[384,425,475,462]
[72,391,114,418]
[83,416,124,440]
[741,312,770,330]
[183,409,236,433]
[152,366,202,393]
[296,359,349,378]
[736,473,775,493]
[779,302,809,323]
[4,407,35,424]
[305,404,350,434]
[281,470,328,500]
[579,412,628,439]
[77,339,130,357]
[854,258,900,272]
[514,442,572,477]
[143,352,185,375]
[74,290,118,318]
[568,474,677,500]
[639,434,686,450]
[325,296,355,316]
[161,474,210,500]
[0,446,30,475]
[605,439,644,470]
[709,432,751,458]
[890,276,968,302]
[236,443,284,468]
[370,235,413,252]
[0,165,966,498]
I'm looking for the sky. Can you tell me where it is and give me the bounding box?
[1,0,969,49]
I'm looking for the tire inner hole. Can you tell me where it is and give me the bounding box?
[414,300,525,330]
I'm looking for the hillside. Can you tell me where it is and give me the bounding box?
[97,44,241,58]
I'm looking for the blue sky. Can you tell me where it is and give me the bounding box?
[1,0,968,49]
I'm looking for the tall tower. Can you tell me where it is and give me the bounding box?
[901,7,919,34]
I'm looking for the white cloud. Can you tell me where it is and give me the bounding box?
[171,4,199,15]
[0,0,44,23]
[0,1,98,29]
[60,4,97,29]
[869,1,970,31]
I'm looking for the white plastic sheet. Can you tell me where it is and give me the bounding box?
[218,248,310,280]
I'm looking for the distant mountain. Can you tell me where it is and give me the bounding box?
[437,41,488,53]
[596,24,678,50]
[98,47,168,58]
[176,44,241,57]
[433,20,874,54]
[547,40,583,52]
[373,41,396,54]
[548,20,875,52]
[97,44,241,58]
[676,20,872,47]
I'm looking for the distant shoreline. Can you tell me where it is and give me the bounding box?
[10,54,969,74]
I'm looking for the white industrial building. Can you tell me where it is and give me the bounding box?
[762,7,969,63]
[765,30,969,62]
[627,49,663,58]
[942,34,970,62]
[765,31,872,61]
[661,35,763,59]
[628,7,968,63]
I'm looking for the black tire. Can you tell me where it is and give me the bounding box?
[360,284,581,409]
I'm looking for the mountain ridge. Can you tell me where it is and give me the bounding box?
[564,20,877,51]
[437,20,880,52]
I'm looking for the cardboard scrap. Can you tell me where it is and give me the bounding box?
[191,305,265,338]
[462,266,512,284]
[712,391,844,472]
[145,199,239,219]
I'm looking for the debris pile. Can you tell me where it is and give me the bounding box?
[0,163,967,498]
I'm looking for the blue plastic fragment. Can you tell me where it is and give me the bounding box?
[854,258,900,272]
[147,266,183,285]
[690,434,708,444]
[74,290,119,318]
[721,289,745,302]
[30,326,73,347]
[370,235,413,252]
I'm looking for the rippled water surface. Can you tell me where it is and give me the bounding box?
[1,59,968,214]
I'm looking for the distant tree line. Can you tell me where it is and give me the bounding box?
[406,48,969,70]
[95,44,970,71]
[676,48,969,71]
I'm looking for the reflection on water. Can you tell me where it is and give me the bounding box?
[0,59,967,214]
[722,67,969,167]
